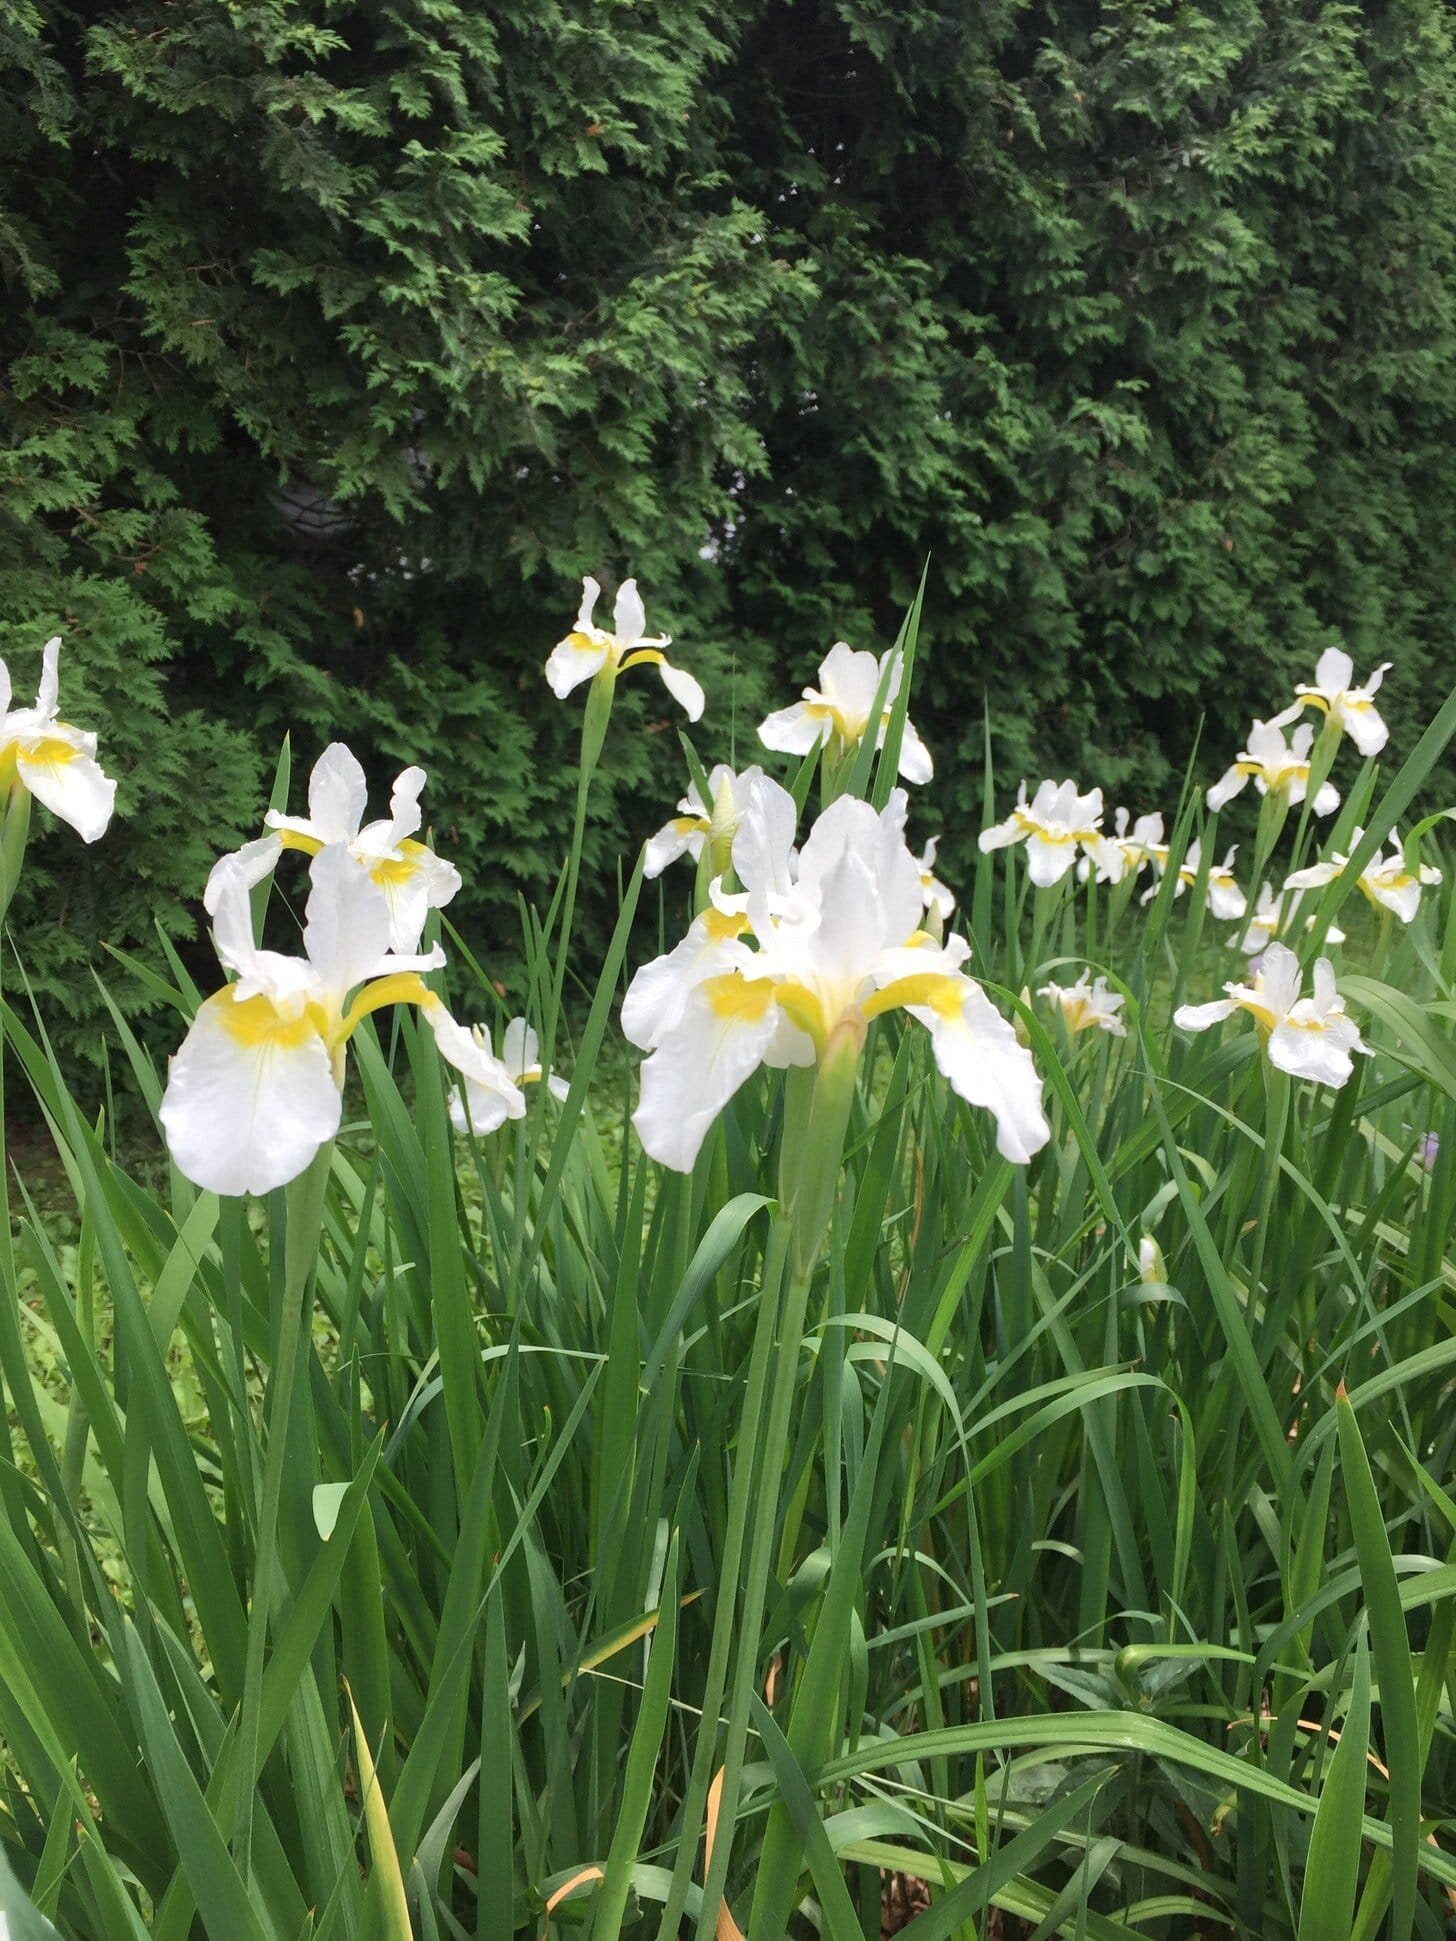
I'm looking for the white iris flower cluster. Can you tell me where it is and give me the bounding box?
[163,746,539,1196]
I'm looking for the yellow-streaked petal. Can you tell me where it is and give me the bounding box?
[159,989,340,1196]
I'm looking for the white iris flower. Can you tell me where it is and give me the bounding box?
[546,577,704,721]
[1174,941,1367,1087]
[758,642,932,784]
[1142,838,1247,921]
[978,780,1104,887]
[1283,827,1441,923]
[1234,883,1346,955]
[916,835,956,923]
[1084,808,1164,885]
[1038,972,1126,1037]
[1206,715,1339,817]
[643,764,768,879]
[448,1017,564,1135]
[0,636,115,842]
[161,848,515,1196]
[623,782,1047,1172]
[204,742,461,956]
[1291,649,1391,756]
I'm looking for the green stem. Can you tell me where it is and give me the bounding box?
[651,1214,793,1939]
[691,1044,859,1938]
[231,1140,333,1881]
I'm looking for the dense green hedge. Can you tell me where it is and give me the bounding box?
[4,0,1456,1069]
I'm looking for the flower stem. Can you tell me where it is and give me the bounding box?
[230,1140,333,1882]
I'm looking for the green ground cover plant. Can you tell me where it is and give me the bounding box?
[0,588,1452,1937]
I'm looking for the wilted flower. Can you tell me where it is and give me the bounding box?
[644,764,767,880]
[623,786,1047,1172]
[916,835,955,924]
[1292,649,1391,757]
[758,642,932,784]
[1142,838,1247,921]
[205,742,461,956]
[1234,883,1346,955]
[546,577,704,721]
[1038,972,1127,1037]
[1174,941,1367,1087]
[1206,716,1339,817]
[448,1017,563,1135]
[1283,827,1441,924]
[978,780,1104,887]
[1420,1131,1440,1171]
[1085,808,1164,885]
[0,636,115,843]
[161,848,515,1196]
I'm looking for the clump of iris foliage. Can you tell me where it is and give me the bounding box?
[0,581,1453,1941]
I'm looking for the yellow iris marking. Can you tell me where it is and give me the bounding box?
[702,973,776,1023]
[863,973,963,1021]
[277,829,323,855]
[340,972,435,1039]
[19,736,80,769]
[703,907,749,942]
[802,699,868,743]
[369,854,420,888]
[214,988,320,1051]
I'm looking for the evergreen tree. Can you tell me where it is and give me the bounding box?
[3,0,1454,1070]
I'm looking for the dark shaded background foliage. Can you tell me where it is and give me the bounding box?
[3,0,1455,1067]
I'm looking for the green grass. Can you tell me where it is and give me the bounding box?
[0,634,1453,1940]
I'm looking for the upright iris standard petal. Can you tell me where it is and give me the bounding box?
[1293,649,1391,756]
[0,636,116,844]
[757,641,932,783]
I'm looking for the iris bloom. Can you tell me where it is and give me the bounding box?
[161,848,515,1196]
[644,764,767,879]
[1174,941,1367,1087]
[1284,827,1441,923]
[205,742,461,955]
[916,835,955,924]
[1142,838,1246,921]
[1206,716,1339,816]
[1234,883,1345,955]
[1038,972,1126,1037]
[1292,649,1391,756]
[448,1018,565,1135]
[546,577,703,721]
[978,780,1104,887]
[1084,808,1164,885]
[0,637,115,842]
[1139,1235,1166,1285]
[758,642,932,784]
[623,787,1047,1172]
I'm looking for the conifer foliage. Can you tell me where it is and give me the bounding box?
[3,0,1455,1063]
